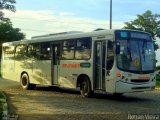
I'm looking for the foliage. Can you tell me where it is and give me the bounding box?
[124,10,160,50]
[0,0,16,21]
[0,0,25,59]
[156,66,160,70]
[0,92,5,119]
[0,20,25,59]
[157,80,160,87]
[156,76,160,87]
[0,0,24,43]
[0,21,25,42]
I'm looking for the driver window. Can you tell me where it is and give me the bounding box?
[107,41,114,70]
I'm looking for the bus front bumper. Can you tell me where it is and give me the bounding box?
[115,81,156,93]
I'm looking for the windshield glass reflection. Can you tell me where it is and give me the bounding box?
[117,39,155,72]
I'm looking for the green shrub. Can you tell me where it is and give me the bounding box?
[156,76,160,87]
[156,80,160,87]
[0,92,5,120]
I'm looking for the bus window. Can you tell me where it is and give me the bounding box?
[75,38,91,59]
[27,45,34,59]
[32,44,40,60]
[15,45,27,60]
[62,40,75,59]
[3,46,15,60]
[107,41,114,70]
[40,43,51,60]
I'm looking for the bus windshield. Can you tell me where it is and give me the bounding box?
[116,31,155,73]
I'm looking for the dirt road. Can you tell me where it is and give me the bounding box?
[0,78,160,120]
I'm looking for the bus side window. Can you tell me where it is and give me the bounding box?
[15,44,27,60]
[27,44,40,60]
[107,41,114,70]
[62,40,75,59]
[40,43,51,60]
[27,45,34,59]
[75,38,91,59]
[3,46,15,60]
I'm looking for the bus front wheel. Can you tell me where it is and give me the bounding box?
[80,77,92,97]
[20,73,36,90]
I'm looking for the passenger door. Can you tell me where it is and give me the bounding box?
[106,40,115,92]
[94,41,106,90]
[52,43,61,85]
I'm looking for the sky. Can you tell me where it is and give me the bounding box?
[3,0,160,65]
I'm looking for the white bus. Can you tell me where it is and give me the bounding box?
[1,29,156,97]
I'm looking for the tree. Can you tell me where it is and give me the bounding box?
[0,21,25,57]
[0,0,16,21]
[0,21,25,42]
[0,0,25,59]
[0,0,24,42]
[124,10,160,50]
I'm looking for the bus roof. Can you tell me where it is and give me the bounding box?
[31,29,115,40]
[2,29,151,46]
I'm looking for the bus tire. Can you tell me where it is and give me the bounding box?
[80,77,92,97]
[20,73,35,90]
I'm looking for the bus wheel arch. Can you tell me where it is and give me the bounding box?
[20,72,36,90]
[77,74,93,97]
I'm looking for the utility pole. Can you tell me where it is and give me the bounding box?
[110,0,112,29]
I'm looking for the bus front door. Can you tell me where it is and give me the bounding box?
[94,42,106,90]
[52,44,60,85]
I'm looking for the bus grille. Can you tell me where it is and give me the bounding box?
[131,79,149,83]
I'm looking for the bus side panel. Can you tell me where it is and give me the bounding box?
[58,60,93,89]
[14,60,33,82]
[2,60,16,81]
[31,60,51,85]
[1,45,17,81]
[105,65,117,93]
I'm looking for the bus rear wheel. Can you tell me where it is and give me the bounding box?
[80,77,92,97]
[20,73,36,90]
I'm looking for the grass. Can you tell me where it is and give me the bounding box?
[0,92,6,119]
